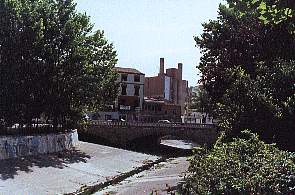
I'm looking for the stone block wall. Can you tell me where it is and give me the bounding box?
[0,130,78,160]
[84,124,217,147]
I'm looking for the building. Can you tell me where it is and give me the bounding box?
[144,58,188,114]
[182,111,214,124]
[89,67,145,122]
[114,67,145,121]
[90,59,188,123]
[183,85,215,124]
[138,98,181,123]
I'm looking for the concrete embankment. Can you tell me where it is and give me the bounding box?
[0,141,159,194]
[96,157,189,195]
[73,139,193,194]
[0,130,78,160]
[72,157,167,195]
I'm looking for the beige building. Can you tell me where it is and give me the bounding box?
[182,111,214,124]
[114,67,145,121]
[89,67,145,122]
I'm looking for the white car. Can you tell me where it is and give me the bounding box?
[158,120,171,123]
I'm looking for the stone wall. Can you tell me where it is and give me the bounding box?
[0,130,78,160]
[84,124,217,147]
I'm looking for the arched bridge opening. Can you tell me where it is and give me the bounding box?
[80,121,218,151]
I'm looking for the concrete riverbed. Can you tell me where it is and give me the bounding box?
[96,157,189,195]
[0,141,159,194]
[0,140,192,194]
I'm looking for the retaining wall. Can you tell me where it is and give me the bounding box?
[0,130,78,160]
[84,124,217,147]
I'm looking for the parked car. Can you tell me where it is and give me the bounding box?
[157,120,171,123]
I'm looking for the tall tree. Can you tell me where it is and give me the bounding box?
[196,3,295,106]
[0,0,118,128]
[196,0,295,150]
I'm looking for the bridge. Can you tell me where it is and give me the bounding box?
[81,121,218,148]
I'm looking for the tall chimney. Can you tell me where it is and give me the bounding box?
[160,58,164,75]
[177,63,183,108]
[178,63,183,81]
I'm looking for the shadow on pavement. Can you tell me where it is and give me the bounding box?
[0,149,91,180]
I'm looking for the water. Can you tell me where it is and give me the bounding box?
[160,139,199,150]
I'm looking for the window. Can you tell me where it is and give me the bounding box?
[134,99,139,107]
[93,113,100,120]
[119,99,126,105]
[121,84,127,95]
[134,75,140,82]
[134,85,140,96]
[121,74,128,81]
[105,115,111,120]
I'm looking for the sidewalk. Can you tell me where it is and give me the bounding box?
[0,142,158,194]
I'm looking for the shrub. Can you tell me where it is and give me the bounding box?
[183,130,295,195]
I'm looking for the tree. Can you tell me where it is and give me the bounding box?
[189,85,211,114]
[0,0,118,128]
[183,130,295,195]
[216,61,295,149]
[196,0,295,150]
[196,2,295,105]
[227,0,295,30]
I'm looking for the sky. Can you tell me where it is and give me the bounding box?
[74,0,224,86]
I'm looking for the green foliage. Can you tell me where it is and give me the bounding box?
[227,0,295,31]
[0,0,118,127]
[183,130,295,195]
[216,61,295,149]
[196,0,295,150]
[189,85,210,114]
[196,0,295,105]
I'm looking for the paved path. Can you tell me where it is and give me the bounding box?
[0,142,158,195]
[96,157,189,195]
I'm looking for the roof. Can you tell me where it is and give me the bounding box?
[114,67,144,75]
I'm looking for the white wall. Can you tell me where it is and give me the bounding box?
[182,112,214,124]
[0,130,78,160]
[164,76,171,101]
[118,73,145,109]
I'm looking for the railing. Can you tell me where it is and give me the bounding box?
[0,126,71,136]
[89,120,215,129]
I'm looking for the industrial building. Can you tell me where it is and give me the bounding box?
[144,58,189,114]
